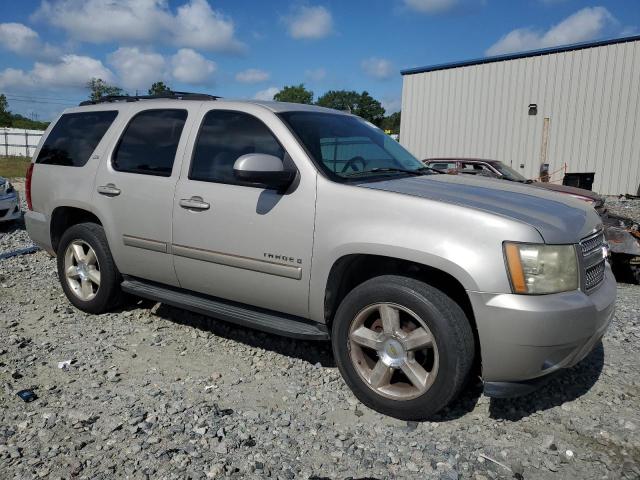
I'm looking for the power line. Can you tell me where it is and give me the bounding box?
[2,91,82,103]
[5,97,76,106]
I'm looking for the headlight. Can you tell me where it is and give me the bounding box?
[504,242,579,294]
[6,182,14,194]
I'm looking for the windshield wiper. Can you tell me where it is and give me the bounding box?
[344,167,427,177]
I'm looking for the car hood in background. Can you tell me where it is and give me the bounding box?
[530,181,603,202]
[360,174,602,244]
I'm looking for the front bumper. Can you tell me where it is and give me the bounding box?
[469,264,616,394]
[0,192,21,222]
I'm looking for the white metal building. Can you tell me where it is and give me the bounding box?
[400,35,640,195]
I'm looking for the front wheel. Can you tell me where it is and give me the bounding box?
[332,275,475,420]
[57,223,123,314]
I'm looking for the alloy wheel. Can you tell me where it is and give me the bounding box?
[348,302,439,400]
[64,240,101,301]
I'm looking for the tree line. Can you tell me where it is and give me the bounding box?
[0,94,50,130]
[3,78,401,134]
[273,84,400,133]
[87,78,401,133]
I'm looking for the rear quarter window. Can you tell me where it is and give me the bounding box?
[36,111,118,167]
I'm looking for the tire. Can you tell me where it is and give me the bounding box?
[57,222,123,314]
[331,275,475,420]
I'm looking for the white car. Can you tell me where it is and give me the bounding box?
[0,176,21,223]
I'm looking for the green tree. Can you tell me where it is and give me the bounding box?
[354,91,385,126]
[0,94,11,127]
[86,78,124,101]
[316,90,360,112]
[148,81,171,96]
[273,84,313,104]
[316,90,386,126]
[381,111,401,134]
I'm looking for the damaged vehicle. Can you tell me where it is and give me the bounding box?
[25,95,616,420]
[604,211,640,284]
[425,158,640,284]
[0,176,21,223]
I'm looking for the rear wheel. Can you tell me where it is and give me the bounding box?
[57,223,123,314]
[332,275,475,420]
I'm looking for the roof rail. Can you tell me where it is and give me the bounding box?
[79,91,220,106]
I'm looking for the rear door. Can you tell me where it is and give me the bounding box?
[171,105,317,317]
[93,104,196,286]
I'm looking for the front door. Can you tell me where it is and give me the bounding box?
[93,106,194,286]
[172,107,316,317]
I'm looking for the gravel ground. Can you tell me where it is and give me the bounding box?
[1,187,639,479]
[605,196,640,225]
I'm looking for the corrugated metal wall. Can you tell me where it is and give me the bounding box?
[400,40,640,195]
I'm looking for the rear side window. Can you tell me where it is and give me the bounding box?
[36,111,118,167]
[113,109,187,176]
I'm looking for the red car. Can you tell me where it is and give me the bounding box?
[424,158,605,212]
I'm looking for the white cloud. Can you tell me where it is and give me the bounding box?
[0,54,114,90]
[235,68,270,84]
[171,48,216,84]
[172,0,244,53]
[486,7,617,56]
[361,57,394,80]
[108,47,166,90]
[404,0,458,14]
[253,86,280,101]
[0,22,60,60]
[34,0,244,53]
[284,6,333,40]
[305,67,326,82]
[382,96,402,114]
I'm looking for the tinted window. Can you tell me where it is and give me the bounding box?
[113,109,187,176]
[279,111,424,180]
[36,111,117,167]
[190,110,284,184]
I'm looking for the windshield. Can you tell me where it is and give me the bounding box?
[279,111,426,180]
[491,162,528,182]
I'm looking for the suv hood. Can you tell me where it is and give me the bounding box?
[361,174,602,244]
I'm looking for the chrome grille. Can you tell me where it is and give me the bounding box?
[579,230,607,291]
[585,260,606,290]
[580,231,605,256]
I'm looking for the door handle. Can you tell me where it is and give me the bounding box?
[179,196,210,211]
[97,184,121,196]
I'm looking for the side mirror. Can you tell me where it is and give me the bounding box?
[233,153,296,191]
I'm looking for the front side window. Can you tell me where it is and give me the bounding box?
[460,162,496,177]
[279,111,426,181]
[190,110,285,184]
[428,161,457,171]
[36,111,118,167]
[113,109,187,176]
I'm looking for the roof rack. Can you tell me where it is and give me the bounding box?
[79,91,220,106]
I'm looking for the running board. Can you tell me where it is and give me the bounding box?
[121,278,329,341]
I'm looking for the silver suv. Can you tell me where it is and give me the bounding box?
[25,94,616,420]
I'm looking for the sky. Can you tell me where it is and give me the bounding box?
[0,0,638,121]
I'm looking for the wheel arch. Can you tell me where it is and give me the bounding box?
[323,253,481,368]
[50,206,103,254]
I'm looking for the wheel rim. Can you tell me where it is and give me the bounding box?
[348,303,439,401]
[63,240,101,301]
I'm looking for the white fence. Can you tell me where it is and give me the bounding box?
[1,127,44,158]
